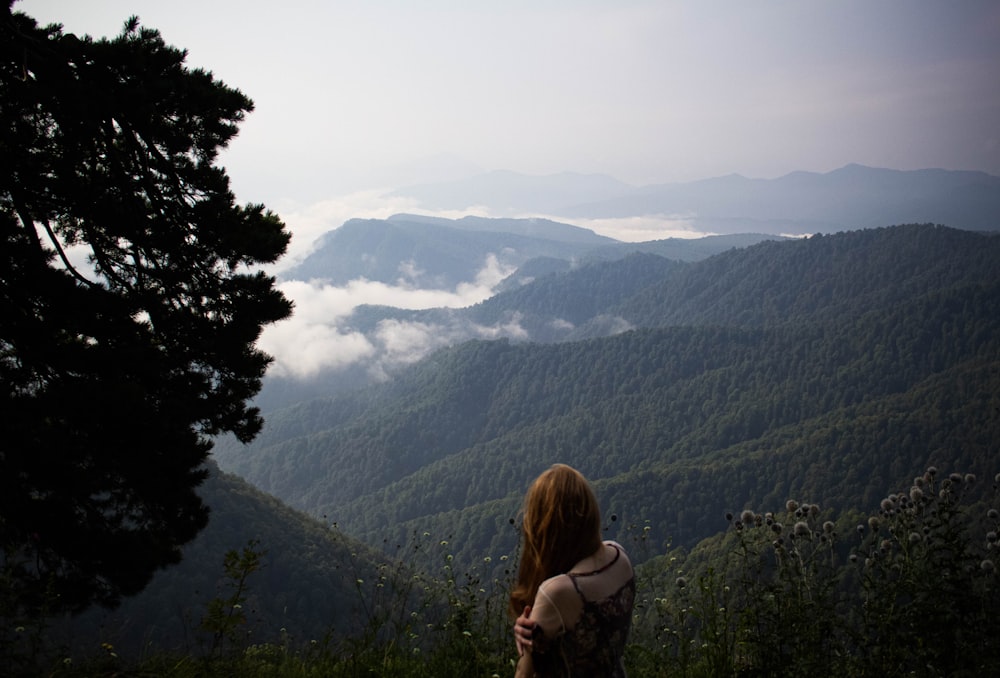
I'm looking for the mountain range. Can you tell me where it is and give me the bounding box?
[215,223,1000,579]
[390,164,1000,234]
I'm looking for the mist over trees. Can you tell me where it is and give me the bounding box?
[1,2,291,617]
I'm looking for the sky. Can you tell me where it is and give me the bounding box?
[16,0,1000,380]
[18,1,1000,202]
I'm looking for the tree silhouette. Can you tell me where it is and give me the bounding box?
[1,2,292,615]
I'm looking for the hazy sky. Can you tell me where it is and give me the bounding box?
[18,0,1000,208]
[16,1,1000,379]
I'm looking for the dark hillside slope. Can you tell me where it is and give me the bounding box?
[56,464,385,657]
[214,225,1000,573]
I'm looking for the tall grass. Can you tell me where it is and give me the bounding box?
[6,468,999,676]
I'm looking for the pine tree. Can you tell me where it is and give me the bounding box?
[1,2,292,615]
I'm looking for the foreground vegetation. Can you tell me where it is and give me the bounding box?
[5,466,997,677]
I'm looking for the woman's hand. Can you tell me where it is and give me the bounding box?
[514,605,538,656]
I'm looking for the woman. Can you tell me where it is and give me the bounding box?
[510,464,635,677]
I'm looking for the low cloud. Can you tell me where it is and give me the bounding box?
[259,252,518,380]
[259,190,713,382]
[536,213,708,242]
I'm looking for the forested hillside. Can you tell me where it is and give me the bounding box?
[55,464,386,656]
[214,224,1000,575]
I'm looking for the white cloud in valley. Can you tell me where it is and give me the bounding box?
[258,247,520,379]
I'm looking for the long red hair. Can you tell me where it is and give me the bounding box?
[508,464,603,618]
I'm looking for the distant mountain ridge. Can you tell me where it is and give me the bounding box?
[391,164,1000,234]
[281,214,618,286]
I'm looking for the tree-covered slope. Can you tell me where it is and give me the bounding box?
[619,224,1000,327]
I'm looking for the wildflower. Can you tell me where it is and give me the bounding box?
[880,498,895,512]
[982,559,996,574]
[808,504,820,517]
[823,521,835,534]
[909,486,924,503]
[857,524,865,534]
[908,532,922,545]
[676,576,688,589]
[484,556,492,563]
[786,500,799,512]
[15,626,24,633]
[793,521,811,538]
[965,473,976,484]
[927,466,938,476]
[740,509,755,525]
[988,509,999,521]
[949,472,963,483]
[771,522,783,534]
[725,511,733,522]
[849,553,858,563]
[987,531,997,543]
[868,516,881,531]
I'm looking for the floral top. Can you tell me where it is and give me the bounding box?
[532,543,636,677]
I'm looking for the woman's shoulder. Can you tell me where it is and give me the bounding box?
[539,571,576,594]
[602,542,635,580]
[538,570,584,607]
[604,541,633,565]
